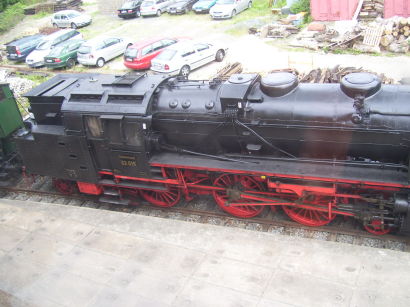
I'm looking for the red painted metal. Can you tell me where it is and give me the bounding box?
[364,219,391,235]
[268,180,336,196]
[385,0,410,18]
[149,162,410,189]
[212,174,265,218]
[77,182,103,195]
[311,0,359,21]
[282,195,336,226]
[53,178,76,195]
[140,187,181,207]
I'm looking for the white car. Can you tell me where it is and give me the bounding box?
[77,36,133,67]
[209,0,251,19]
[51,10,92,29]
[25,29,83,68]
[151,41,226,76]
[140,0,175,16]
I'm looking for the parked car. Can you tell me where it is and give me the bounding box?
[209,0,251,19]
[151,41,226,76]
[167,0,198,14]
[124,37,185,70]
[5,34,45,62]
[140,0,175,17]
[117,0,142,18]
[25,29,83,68]
[77,36,132,67]
[51,10,92,29]
[44,39,84,69]
[192,0,216,13]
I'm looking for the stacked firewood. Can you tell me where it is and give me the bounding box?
[213,62,243,80]
[249,24,300,39]
[270,66,395,84]
[359,0,384,20]
[380,17,410,53]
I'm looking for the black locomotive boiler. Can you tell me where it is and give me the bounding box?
[15,71,410,235]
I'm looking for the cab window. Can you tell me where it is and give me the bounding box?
[152,41,163,52]
[161,39,176,47]
[181,49,195,57]
[104,38,120,48]
[195,44,209,52]
[141,45,152,56]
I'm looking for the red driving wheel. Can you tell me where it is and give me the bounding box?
[364,219,391,235]
[212,174,264,218]
[282,195,336,227]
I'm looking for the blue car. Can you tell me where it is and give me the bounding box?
[6,34,45,62]
[192,0,217,13]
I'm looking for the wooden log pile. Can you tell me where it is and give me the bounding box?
[213,62,243,80]
[24,0,82,15]
[249,24,300,39]
[380,17,410,53]
[359,0,384,20]
[270,65,395,84]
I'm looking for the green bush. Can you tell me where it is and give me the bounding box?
[273,0,287,8]
[0,0,46,33]
[290,0,310,13]
[0,3,25,33]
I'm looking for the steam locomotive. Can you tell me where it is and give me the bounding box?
[14,71,410,235]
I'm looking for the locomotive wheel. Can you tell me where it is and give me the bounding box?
[140,187,181,208]
[213,174,264,218]
[364,219,391,235]
[53,178,76,195]
[282,195,336,227]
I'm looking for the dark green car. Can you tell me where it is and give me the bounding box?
[44,39,84,69]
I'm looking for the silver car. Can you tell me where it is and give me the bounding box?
[51,10,92,29]
[140,0,175,16]
[77,37,132,67]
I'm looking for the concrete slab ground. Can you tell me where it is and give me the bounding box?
[0,199,410,307]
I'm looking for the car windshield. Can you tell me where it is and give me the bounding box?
[124,48,138,57]
[78,45,91,54]
[36,41,52,50]
[216,0,234,4]
[156,49,177,61]
[67,12,81,18]
[48,46,66,57]
[141,1,153,6]
[121,2,135,9]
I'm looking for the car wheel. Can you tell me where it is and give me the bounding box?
[136,10,141,17]
[180,65,190,77]
[96,58,105,68]
[71,23,77,29]
[52,23,58,28]
[248,1,252,8]
[215,49,225,62]
[156,9,161,17]
[231,9,236,17]
[66,58,75,69]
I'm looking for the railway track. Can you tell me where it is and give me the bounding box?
[1,176,410,253]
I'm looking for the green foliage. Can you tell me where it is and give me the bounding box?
[273,0,287,8]
[0,0,45,33]
[290,0,310,13]
[0,3,25,33]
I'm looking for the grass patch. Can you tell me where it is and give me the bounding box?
[0,0,47,34]
[14,72,51,84]
[224,0,272,25]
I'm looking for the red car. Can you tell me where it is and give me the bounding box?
[123,37,183,70]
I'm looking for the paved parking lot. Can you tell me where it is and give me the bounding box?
[1,0,410,81]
